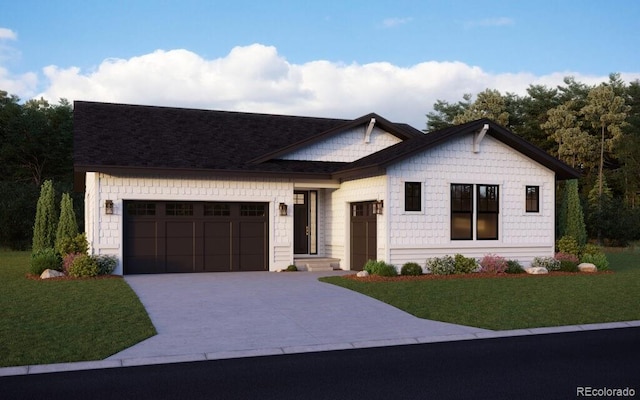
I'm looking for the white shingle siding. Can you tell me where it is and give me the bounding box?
[281,127,402,162]
[87,173,294,274]
[385,134,555,267]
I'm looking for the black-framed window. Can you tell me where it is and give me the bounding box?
[165,203,194,216]
[405,182,422,212]
[451,184,473,240]
[526,186,540,213]
[477,185,499,240]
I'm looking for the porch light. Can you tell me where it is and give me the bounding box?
[373,200,384,215]
[105,200,114,215]
[279,202,288,216]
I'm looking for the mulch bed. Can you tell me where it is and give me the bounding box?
[25,273,123,281]
[342,271,613,282]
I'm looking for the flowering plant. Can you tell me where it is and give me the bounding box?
[479,254,507,274]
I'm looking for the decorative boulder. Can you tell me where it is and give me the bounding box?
[578,263,597,273]
[40,269,65,279]
[356,270,369,278]
[524,267,548,275]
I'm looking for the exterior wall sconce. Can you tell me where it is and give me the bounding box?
[373,200,384,215]
[279,202,288,216]
[105,200,114,215]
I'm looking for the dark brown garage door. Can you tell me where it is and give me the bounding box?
[350,201,377,271]
[124,201,268,274]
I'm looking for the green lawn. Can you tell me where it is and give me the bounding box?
[320,249,640,330]
[0,250,156,368]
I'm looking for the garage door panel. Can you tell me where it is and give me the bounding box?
[124,201,267,274]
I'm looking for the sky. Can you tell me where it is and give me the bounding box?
[1,0,639,129]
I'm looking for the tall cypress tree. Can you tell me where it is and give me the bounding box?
[32,180,57,251]
[55,192,78,254]
[565,179,587,247]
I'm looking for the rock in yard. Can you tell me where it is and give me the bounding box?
[577,263,597,273]
[356,270,369,278]
[40,269,65,279]
[524,267,548,275]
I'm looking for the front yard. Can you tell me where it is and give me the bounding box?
[320,249,640,330]
[0,250,156,368]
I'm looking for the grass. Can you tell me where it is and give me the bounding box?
[320,249,640,330]
[0,250,156,368]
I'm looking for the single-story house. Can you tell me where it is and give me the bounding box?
[73,101,580,275]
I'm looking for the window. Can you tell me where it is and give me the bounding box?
[477,185,499,240]
[204,203,230,216]
[240,204,266,217]
[126,202,156,216]
[526,186,539,213]
[166,203,194,216]
[451,184,499,240]
[451,184,473,240]
[405,182,422,212]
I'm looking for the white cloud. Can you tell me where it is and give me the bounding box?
[0,27,17,40]
[2,43,630,129]
[381,17,413,28]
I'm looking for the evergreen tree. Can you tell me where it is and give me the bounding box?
[32,180,57,251]
[565,179,587,247]
[55,192,78,254]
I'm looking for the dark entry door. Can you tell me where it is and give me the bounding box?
[294,191,309,254]
[350,201,377,271]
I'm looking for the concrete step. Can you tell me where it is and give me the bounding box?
[295,258,341,272]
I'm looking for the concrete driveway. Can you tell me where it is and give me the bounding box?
[107,271,489,364]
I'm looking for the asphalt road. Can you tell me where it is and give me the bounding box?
[2,327,638,400]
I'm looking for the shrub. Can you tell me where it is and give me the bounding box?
[32,180,57,252]
[556,235,580,257]
[554,252,579,263]
[62,252,84,274]
[531,256,561,271]
[95,255,118,275]
[57,233,88,257]
[30,248,62,275]
[505,260,525,274]
[426,256,455,275]
[401,262,423,276]
[55,193,79,255]
[67,254,99,278]
[363,260,397,276]
[559,260,579,272]
[479,254,507,274]
[453,254,478,274]
[581,253,609,272]
[582,243,603,256]
[285,264,298,272]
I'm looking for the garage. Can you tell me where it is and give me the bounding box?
[124,201,268,274]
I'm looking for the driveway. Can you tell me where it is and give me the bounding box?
[108,271,489,362]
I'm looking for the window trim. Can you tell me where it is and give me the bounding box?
[404,181,422,212]
[476,184,499,240]
[451,184,473,240]
[526,185,540,213]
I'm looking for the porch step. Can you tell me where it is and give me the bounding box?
[295,258,341,272]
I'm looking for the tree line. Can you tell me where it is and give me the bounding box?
[426,73,640,245]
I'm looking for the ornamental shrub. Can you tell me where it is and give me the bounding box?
[401,262,423,276]
[581,252,609,271]
[57,233,88,257]
[67,254,99,278]
[285,264,298,272]
[505,260,525,274]
[32,180,57,252]
[531,256,561,271]
[453,254,478,274]
[426,256,455,275]
[559,260,579,272]
[479,254,507,274]
[363,260,397,276]
[62,252,84,274]
[556,235,580,257]
[95,255,118,275]
[554,252,579,263]
[55,193,79,256]
[30,248,63,275]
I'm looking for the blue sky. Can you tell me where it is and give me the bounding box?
[2,0,639,128]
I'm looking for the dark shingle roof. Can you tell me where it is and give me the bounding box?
[73,102,580,188]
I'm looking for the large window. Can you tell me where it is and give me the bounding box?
[526,186,539,213]
[405,182,422,212]
[451,184,499,240]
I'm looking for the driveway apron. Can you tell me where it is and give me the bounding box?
[108,271,489,361]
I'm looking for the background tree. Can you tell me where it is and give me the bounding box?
[32,180,57,252]
[563,179,587,247]
[452,89,510,126]
[541,102,597,169]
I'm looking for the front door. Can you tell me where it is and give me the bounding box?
[294,191,309,254]
[350,201,377,271]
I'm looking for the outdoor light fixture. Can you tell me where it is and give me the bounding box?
[373,200,384,215]
[105,200,114,215]
[279,202,288,216]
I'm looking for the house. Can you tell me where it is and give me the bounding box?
[73,101,580,275]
